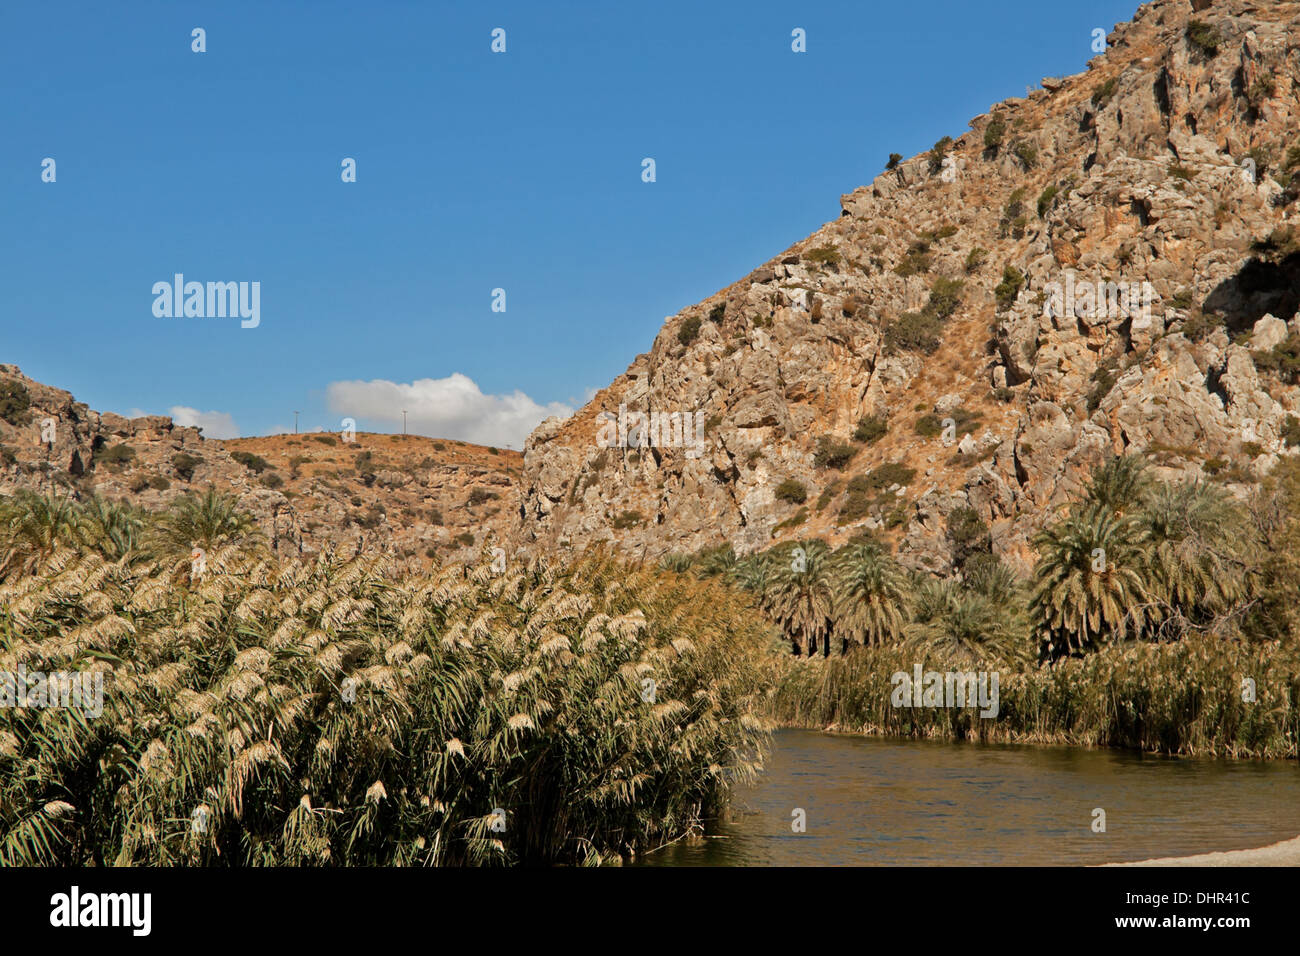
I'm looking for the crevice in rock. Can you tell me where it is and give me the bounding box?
[1154,68,1171,115]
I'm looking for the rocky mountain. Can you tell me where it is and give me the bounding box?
[0,364,520,560]
[513,0,1300,574]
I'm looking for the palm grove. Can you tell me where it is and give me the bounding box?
[667,454,1300,757]
[670,454,1297,660]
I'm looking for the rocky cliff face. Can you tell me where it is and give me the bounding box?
[0,364,520,560]
[514,0,1300,573]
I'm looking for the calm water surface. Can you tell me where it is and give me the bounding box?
[641,730,1300,866]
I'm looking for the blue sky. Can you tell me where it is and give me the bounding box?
[2,0,1140,446]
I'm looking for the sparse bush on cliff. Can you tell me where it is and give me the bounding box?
[0,380,32,426]
[813,436,857,470]
[1186,18,1222,58]
[98,444,136,469]
[171,452,202,482]
[994,265,1024,311]
[677,315,702,347]
[983,112,1006,150]
[231,450,272,474]
[775,478,808,505]
[853,414,888,444]
[885,312,943,354]
[927,136,953,174]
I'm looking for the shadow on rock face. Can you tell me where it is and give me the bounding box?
[1203,251,1300,336]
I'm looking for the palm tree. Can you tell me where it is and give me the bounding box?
[727,553,774,609]
[693,544,737,579]
[79,495,146,561]
[905,579,1023,666]
[831,542,908,651]
[152,485,262,557]
[963,553,1021,605]
[1139,480,1250,636]
[767,540,835,656]
[1030,501,1150,659]
[1084,453,1151,515]
[0,490,84,576]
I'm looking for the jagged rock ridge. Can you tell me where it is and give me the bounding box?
[513,0,1300,573]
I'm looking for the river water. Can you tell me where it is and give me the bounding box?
[640,729,1300,866]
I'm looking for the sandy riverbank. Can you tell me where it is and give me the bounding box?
[1108,834,1300,867]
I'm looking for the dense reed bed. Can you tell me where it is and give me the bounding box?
[0,511,775,865]
[768,637,1300,758]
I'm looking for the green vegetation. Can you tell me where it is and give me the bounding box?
[1253,332,1300,384]
[813,436,857,470]
[1011,140,1037,169]
[1036,185,1059,218]
[1186,19,1222,58]
[677,315,702,347]
[707,302,726,323]
[994,264,1024,311]
[804,245,841,267]
[1250,225,1300,262]
[231,451,272,474]
[983,113,1006,150]
[839,464,916,522]
[853,414,888,445]
[892,238,933,277]
[98,444,136,469]
[311,435,337,446]
[772,507,809,534]
[815,483,838,512]
[1091,77,1118,108]
[770,636,1300,757]
[775,478,808,505]
[0,381,32,426]
[756,453,1300,756]
[926,278,964,319]
[927,136,953,175]
[171,452,202,482]
[886,153,902,170]
[946,506,991,572]
[1283,415,1300,449]
[915,407,981,439]
[612,510,645,530]
[884,278,965,356]
[964,247,987,273]
[467,488,500,506]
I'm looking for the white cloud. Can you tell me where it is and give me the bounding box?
[168,406,240,439]
[325,373,573,448]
